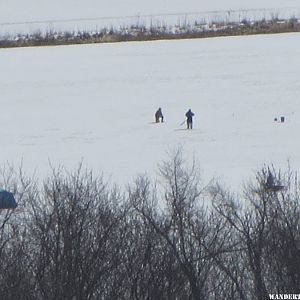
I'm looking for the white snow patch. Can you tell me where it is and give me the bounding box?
[1,33,300,190]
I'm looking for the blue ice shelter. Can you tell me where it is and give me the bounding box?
[0,189,17,209]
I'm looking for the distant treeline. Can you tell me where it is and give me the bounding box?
[0,15,300,48]
[0,150,299,299]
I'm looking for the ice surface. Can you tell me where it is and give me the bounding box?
[1,33,300,190]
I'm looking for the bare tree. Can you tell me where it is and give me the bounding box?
[27,166,127,300]
[210,166,300,299]
[130,150,225,299]
[0,164,37,299]
[0,160,299,299]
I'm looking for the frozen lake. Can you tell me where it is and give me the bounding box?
[1,32,300,189]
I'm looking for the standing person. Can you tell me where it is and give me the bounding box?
[185,109,194,129]
[155,107,164,123]
[266,171,274,188]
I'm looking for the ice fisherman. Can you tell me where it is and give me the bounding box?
[266,171,275,188]
[155,107,164,123]
[185,109,194,129]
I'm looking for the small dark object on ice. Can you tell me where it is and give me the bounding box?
[274,116,285,123]
[265,185,285,192]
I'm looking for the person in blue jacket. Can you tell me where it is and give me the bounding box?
[185,109,194,129]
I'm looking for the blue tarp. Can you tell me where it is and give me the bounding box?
[0,190,17,209]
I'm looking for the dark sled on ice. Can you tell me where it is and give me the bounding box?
[264,184,285,192]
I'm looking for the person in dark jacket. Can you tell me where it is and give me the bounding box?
[185,109,194,129]
[266,171,274,188]
[155,107,164,123]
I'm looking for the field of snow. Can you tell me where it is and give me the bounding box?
[1,33,300,190]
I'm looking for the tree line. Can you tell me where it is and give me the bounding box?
[0,151,299,299]
[1,16,300,49]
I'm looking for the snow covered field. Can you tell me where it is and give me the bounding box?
[1,33,300,190]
